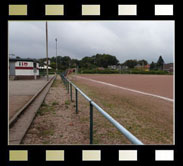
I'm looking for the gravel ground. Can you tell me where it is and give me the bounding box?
[22,76,90,145]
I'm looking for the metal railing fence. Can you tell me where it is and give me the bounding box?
[60,73,143,145]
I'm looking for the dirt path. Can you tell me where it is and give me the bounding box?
[22,75,90,145]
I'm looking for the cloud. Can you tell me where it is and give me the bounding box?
[9,21,174,63]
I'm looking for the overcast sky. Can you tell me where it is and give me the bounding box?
[9,21,174,63]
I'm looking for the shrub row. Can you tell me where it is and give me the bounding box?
[121,70,170,75]
[79,69,119,74]
[79,69,171,75]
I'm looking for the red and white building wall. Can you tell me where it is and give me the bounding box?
[15,61,39,76]
[9,59,40,80]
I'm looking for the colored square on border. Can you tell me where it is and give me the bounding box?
[119,150,137,161]
[82,5,100,16]
[82,150,101,161]
[155,5,173,15]
[155,150,174,161]
[9,5,27,16]
[45,5,64,15]
[9,150,28,161]
[118,5,137,15]
[46,150,64,161]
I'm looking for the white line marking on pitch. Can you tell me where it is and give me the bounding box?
[76,76,174,102]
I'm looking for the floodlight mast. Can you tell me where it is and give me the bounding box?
[55,38,58,73]
[46,21,49,81]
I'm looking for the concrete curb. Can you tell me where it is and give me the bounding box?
[9,75,56,128]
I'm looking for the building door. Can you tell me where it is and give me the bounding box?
[9,62,15,76]
[33,62,37,73]
[33,62,37,79]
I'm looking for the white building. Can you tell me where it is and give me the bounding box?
[9,58,39,80]
[39,65,52,70]
[108,65,122,70]
[44,59,51,65]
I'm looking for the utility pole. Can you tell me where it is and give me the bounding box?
[46,21,49,81]
[55,38,58,73]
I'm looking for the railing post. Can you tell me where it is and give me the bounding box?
[67,81,69,94]
[64,78,66,86]
[70,83,72,101]
[60,74,143,145]
[75,88,78,114]
[90,102,93,144]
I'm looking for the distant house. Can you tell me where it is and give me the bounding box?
[135,64,142,69]
[108,65,117,70]
[108,65,121,70]
[97,67,105,70]
[39,59,52,70]
[121,65,128,70]
[163,63,173,73]
[9,58,39,80]
[39,65,52,70]
[144,64,150,71]
[44,59,51,65]
[135,64,150,71]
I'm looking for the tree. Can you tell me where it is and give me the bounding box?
[50,62,56,69]
[80,56,95,68]
[150,61,156,70]
[95,54,119,68]
[138,59,148,66]
[79,54,119,68]
[156,56,165,70]
[123,59,138,68]
[71,59,79,68]
[61,56,71,69]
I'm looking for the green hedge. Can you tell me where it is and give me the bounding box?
[79,68,171,75]
[121,70,170,75]
[80,69,119,74]
[39,69,64,76]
